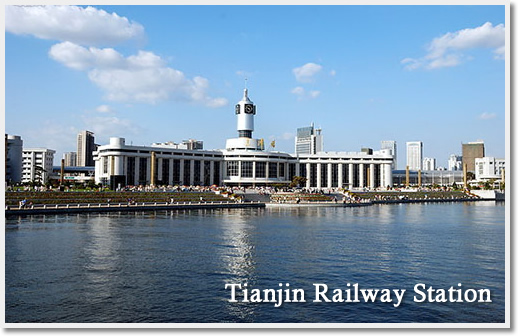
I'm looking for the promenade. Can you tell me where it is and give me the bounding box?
[5,187,502,217]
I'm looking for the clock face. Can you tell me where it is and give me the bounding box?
[245,104,254,114]
[235,104,240,114]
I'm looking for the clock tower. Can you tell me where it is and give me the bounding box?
[235,88,256,138]
[225,88,263,151]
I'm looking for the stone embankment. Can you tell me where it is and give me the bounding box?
[6,201,264,217]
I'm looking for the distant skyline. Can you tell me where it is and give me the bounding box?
[5,5,507,167]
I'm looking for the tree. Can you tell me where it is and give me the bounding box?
[290,176,307,188]
[33,165,46,185]
[466,172,475,181]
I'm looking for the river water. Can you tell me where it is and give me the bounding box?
[5,202,506,324]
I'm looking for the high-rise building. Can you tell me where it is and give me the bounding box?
[21,148,55,183]
[77,130,95,167]
[462,141,485,173]
[448,154,463,171]
[181,139,203,150]
[406,141,423,171]
[295,123,323,155]
[6,134,23,184]
[422,157,436,171]
[381,140,397,169]
[63,152,77,166]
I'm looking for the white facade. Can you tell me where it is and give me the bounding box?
[422,157,436,171]
[21,148,55,183]
[381,140,397,169]
[406,141,423,170]
[295,124,323,155]
[94,89,394,190]
[448,154,462,171]
[95,137,224,187]
[475,157,505,181]
[6,134,23,183]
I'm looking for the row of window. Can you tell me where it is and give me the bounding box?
[99,148,222,158]
[226,161,286,179]
[106,156,221,186]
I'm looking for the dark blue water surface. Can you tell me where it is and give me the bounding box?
[5,202,505,323]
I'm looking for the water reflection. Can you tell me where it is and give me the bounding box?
[217,209,258,321]
[80,215,122,308]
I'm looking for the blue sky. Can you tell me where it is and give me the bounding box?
[5,5,506,168]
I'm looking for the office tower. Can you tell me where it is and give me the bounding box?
[406,141,423,170]
[77,130,95,167]
[422,157,436,171]
[63,152,77,166]
[381,140,397,169]
[6,134,23,183]
[448,154,463,171]
[462,141,485,173]
[295,123,323,154]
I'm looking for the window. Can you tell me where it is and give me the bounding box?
[204,161,211,186]
[288,163,296,180]
[255,162,266,178]
[310,163,317,187]
[299,163,307,178]
[173,159,181,184]
[321,164,327,186]
[193,160,201,185]
[127,157,136,185]
[279,162,285,178]
[139,157,147,184]
[268,162,278,178]
[227,161,239,176]
[241,161,253,178]
[342,164,349,186]
[161,159,170,185]
[213,162,221,185]
[183,160,191,185]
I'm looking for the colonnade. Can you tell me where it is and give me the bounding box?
[300,161,393,189]
[97,153,393,189]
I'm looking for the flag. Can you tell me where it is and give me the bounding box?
[270,140,276,148]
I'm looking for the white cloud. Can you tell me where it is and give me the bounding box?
[36,122,79,154]
[81,114,142,141]
[291,86,320,100]
[293,62,323,82]
[479,112,497,120]
[403,22,505,70]
[308,90,320,99]
[329,70,337,77]
[96,105,112,113]
[279,132,295,140]
[236,70,254,79]
[49,42,227,107]
[291,86,305,96]
[493,46,505,60]
[5,5,145,46]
